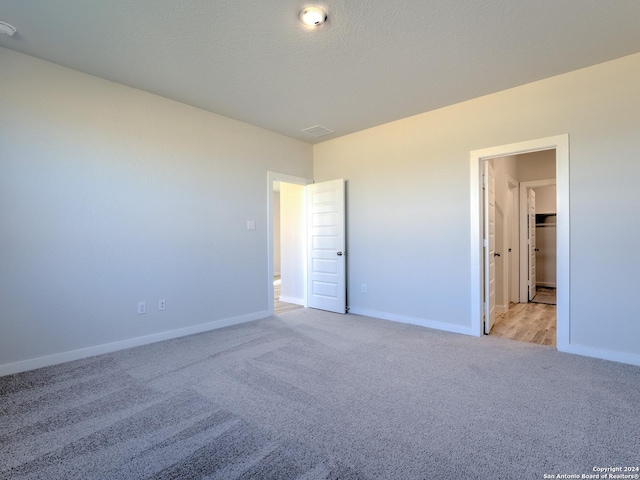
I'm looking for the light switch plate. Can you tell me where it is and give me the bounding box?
[247,220,256,230]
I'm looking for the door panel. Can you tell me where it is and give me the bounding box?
[507,183,519,304]
[307,179,346,314]
[528,189,537,300]
[484,162,496,334]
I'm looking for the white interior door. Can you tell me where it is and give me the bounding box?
[484,162,496,334]
[528,188,537,300]
[307,179,346,314]
[507,182,520,304]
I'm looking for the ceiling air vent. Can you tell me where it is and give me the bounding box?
[301,125,334,138]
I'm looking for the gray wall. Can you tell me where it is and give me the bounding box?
[314,52,640,362]
[0,48,313,372]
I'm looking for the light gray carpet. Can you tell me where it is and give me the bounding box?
[1,308,639,479]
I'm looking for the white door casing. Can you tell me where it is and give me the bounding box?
[484,161,496,334]
[528,188,537,300]
[307,179,347,314]
[469,134,569,351]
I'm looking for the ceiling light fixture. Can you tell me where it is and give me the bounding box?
[299,7,327,27]
[0,20,17,37]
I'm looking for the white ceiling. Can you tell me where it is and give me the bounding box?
[1,0,640,144]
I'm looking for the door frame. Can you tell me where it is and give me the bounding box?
[519,179,555,302]
[267,171,313,315]
[469,135,569,351]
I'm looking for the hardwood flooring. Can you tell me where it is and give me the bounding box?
[490,302,556,346]
[274,276,304,315]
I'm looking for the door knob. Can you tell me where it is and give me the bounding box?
[337,252,343,256]
[494,252,501,257]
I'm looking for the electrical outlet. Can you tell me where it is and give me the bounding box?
[137,301,146,315]
[158,299,166,311]
[361,284,367,293]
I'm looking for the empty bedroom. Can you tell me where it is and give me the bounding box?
[2,1,640,479]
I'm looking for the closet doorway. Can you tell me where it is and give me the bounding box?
[470,135,570,351]
[485,151,557,346]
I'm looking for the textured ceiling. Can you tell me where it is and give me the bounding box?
[1,0,640,143]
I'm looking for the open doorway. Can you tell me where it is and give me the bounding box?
[484,150,557,346]
[266,172,348,316]
[470,134,570,351]
[272,180,305,314]
[267,172,312,315]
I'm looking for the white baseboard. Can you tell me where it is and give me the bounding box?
[352,308,640,368]
[279,296,304,306]
[349,307,475,337]
[7,310,639,377]
[496,304,509,314]
[558,343,640,367]
[0,310,270,377]
[537,282,556,288]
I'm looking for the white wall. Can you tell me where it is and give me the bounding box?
[517,150,556,181]
[279,183,305,304]
[0,48,313,373]
[534,185,557,214]
[313,52,640,363]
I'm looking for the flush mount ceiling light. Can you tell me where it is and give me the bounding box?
[299,7,327,27]
[0,20,17,37]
